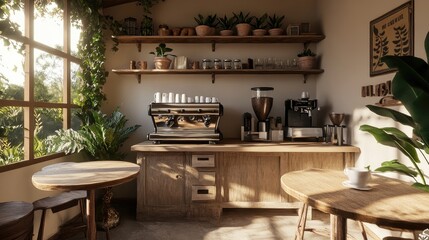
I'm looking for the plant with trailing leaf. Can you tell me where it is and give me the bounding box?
[297,48,316,57]
[217,14,236,30]
[149,43,176,58]
[233,11,254,24]
[251,13,268,29]
[360,32,429,192]
[137,0,165,15]
[267,14,285,29]
[194,14,218,27]
[45,108,140,160]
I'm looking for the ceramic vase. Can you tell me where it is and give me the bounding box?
[154,57,172,69]
[252,29,267,36]
[236,23,252,36]
[195,25,211,36]
[268,28,284,36]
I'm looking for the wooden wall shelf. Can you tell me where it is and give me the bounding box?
[112,34,325,52]
[112,68,324,84]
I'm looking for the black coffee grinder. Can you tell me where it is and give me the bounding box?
[285,93,322,141]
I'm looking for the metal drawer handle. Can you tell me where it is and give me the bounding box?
[197,158,209,161]
[197,189,209,194]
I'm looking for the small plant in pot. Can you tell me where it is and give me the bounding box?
[194,14,218,36]
[297,48,317,69]
[217,14,236,36]
[149,43,176,69]
[251,13,268,36]
[267,14,285,36]
[233,11,254,36]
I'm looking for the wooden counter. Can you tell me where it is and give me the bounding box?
[131,140,360,221]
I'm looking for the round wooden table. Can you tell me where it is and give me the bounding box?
[32,161,140,240]
[281,168,429,240]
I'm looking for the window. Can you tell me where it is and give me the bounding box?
[0,1,81,170]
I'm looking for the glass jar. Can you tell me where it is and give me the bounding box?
[223,59,232,69]
[233,59,242,70]
[202,59,212,69]
[213,59,222,70]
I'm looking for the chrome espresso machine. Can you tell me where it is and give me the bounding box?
[147,103,223,144]
[285,97,323,141]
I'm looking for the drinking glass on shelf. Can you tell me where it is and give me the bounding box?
[254,58,264,69]
[265,57,274,69]
[275,58,284,69]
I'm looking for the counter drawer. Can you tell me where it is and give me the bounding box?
[197,171,216,185]
[191,154,215,167]
[191,186,216,201]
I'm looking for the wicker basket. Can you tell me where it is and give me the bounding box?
[297,56,317,69]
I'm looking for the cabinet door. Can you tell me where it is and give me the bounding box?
[144,153,186,206]
[220,152,283,203]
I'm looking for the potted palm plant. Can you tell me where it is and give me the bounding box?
[360,32,429,192]
[194,14,217,36]
[297,48,317,69]
[251,13,268,36]
[267,14,285,36]
[217,14,236,36]
[149,43,176,69]
[233,11,254,36]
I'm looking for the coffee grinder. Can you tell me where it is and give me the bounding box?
[242,87,274,141]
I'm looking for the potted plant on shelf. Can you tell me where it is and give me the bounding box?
[217,14,236,36]
[267,14,285,36]
[149,43,176,69]
[297,48,317,69]
[251,13,268,36]
[233,11,254,36]
[194,14,217,36]
[360,32,429,192]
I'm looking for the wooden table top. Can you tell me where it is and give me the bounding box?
[32,161,140,191]
[281,168,429,230]
[131,139,360,153]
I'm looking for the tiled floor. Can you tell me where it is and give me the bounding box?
[68,205,369,240]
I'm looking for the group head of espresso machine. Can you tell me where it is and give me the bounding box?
[147,102,223,144]
[285,98,323,141]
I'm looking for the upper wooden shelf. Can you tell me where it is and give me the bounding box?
[112,34,325,51]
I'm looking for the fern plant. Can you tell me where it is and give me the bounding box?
[45,108,140,160]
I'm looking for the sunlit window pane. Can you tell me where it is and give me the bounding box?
[2,1,25,36]
[34,1,63,50]
[34,108,63,157]
[0,106,24,166]
[0,39,25,101]
[71,19,82,57]
[71,62,80,105]
[34,48,64,103]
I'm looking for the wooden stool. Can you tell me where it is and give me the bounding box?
[0,201,34,240]
[33,191,86,240]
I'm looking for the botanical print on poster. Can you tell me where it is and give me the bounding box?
[370,1,414,76]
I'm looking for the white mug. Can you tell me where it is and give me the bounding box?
[181,94,187,103]
[344,167,370,188]
[211,97,218,103]
[187,97,194,103]
[194,96,200,103]
[154,92,161,103]
[168,92,174,103]
[205,97,211,103]
[161,93,168,103]
[175,93,180,103]
[199,96,204,103]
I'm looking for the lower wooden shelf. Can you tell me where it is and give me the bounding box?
[112,68,324,83]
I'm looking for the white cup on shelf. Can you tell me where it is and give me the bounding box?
[161,93,168,103]
[154,92,161,103]
[168,92,174,103]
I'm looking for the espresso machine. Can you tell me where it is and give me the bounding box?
[147,102,223,144]
[285,95,323,141]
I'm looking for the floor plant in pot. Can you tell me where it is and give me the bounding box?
[217,14,236,36]
[360,32,429,192]
[267,14,285,36]
[233,11,254,36]
[45,108,141,229]
[150,43,176,69]
[251,13,268,36]
[194,14,218,36]
[297,48,317,69]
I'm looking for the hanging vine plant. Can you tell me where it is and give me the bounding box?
[137,0,165,15]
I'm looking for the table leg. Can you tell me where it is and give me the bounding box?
[86,190,96,240]
[330,214,347,240]
[295,203,308,240]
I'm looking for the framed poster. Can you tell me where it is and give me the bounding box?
[370,1,414,76]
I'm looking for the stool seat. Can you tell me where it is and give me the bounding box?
[0,201,34,240]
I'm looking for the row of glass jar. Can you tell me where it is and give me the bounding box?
[201,58,298,70]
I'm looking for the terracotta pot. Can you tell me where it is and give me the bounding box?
[268,28,284,36]
[195,25,211,36]
[154,57,172,69]
[236,23,251,36]
[252,29,267,36]
[220,30,233,36]
[297,56,317,69]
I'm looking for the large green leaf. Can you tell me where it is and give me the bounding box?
[375,160,418,178]
[366,105,415,128]
[412,182,429,192]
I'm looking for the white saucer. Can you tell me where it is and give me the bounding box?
[342,181,372,191]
